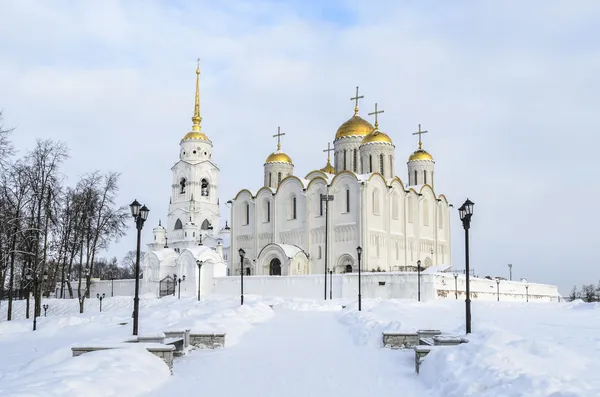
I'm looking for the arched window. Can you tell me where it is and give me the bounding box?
[201,179,209,196]
[353,149,357,172]
[269,173,272,188]
[264,199,271,223]
[201,219,210,230]
[379,154,384,174]
[408,196,414,223]
[319,193,324,216]
[244,202,250,225]
[423,199,430,226]
[343,150,347,170]
[179,178,186,194]
[278,172,282,184]
[424,171,427,185]
[318,245,322,259]
[372,189,380,215]
[291,195,297,220]
[369,155,373,173]
[414,170,418,185]
[346,188,351,213]
[174,219,183,230]
[391,193,399,220]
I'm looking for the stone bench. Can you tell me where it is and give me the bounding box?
[189,333,226,349]
[432,335,465,346]
[137,332,166,344]
[71,343,176,371]
[414,346,432,374]
[382,332,419,349]
[164,337,185,356]
[164,329,190,349]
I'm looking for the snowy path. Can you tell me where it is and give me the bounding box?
[145,308,431,397]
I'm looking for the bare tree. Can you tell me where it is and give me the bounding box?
[0,111,15,169]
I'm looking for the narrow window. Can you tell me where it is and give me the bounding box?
[245,202,250,225]
[369,155,373,173]
[424,171,427,184]
[346,189,350,213]
[379,154,384,174]
[318,245,322,259]
[414,170,417,185]
[278,172,282,184]
[353,150,357,172]
[292,196,297,219]
[269,173,272,187]
[267,200,271,222]
[320,196,323,216]
[343,150,347,170]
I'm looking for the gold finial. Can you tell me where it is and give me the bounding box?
[350,86,364,116]
[323,142,334,163]
[191,58,202,131]
[412,124,428,150]
[368,102,384,130]
[272,126,285,151]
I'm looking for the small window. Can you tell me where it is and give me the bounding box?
[179,177,186,194]
[424,171,427,184]
[369,155,373,173]
[292,196,297,219]
[343,150,347,170]
[318,245,322,259]
[353,149,357,172]
[379,154,384,174]
[378,281,386,286]
[414,170,417,185]
[269,173,272,187]
[278,172,282,184]
[267,200,271,223]
[346,189,350,213]
[245,202,250,225]
[320,196,323,216]
[174,219,183,230]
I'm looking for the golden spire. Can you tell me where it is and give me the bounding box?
[191,58,202,132]
[413,124,428,150]
[368,102,384,130]
[350,86,364,116]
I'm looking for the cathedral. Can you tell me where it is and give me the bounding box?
[229,89,452,276]
[141,64,229,297]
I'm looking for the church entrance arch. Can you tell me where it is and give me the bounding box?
[345,264,353,273]
[269,258,282,276]
[336,254,355,274]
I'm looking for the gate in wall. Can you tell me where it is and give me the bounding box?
[159,275,176,297]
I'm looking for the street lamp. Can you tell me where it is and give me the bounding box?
[321,193,334,300]
[96,292,106,311]
[196,260,203,302]
[329,269,333,300]
[130,199,150,336]
[356,246,362,311]
[458,198,474,334]
[239,248,246,305]
[417,260,422,302]
[33,270,48,331]
[42,304,49,317]
[176,275,186,299]
[525,284,529,302]
[496,279,500,301]
[508,263,512,281]
[453,272,458,299]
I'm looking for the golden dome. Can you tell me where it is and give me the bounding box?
[362,130,393,144]
[182,131,210,141]
[408,149,433,161]
[320,159,335,174]
[335,115,375,139]
[265,151,293,165]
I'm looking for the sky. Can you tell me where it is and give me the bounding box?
[1,0,599,294]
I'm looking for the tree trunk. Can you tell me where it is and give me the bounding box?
[6,216,18,320]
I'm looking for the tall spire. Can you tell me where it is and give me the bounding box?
[191,58,202,131]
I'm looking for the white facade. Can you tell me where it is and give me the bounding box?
[229,100,451,277]
[141,65,228,296]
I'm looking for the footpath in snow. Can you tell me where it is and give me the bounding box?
[144,307,429,397]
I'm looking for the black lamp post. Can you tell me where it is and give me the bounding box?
[458,198,474,334]
[417,260,422,302]
[508,263,512,281]
[453,272,458,299]
[329,269,333,300]
[176,275,186,299]
[526,284,529,302]
[130,199,150,336]
[196,259,203,302]
[496,279,500,301]
[96,292,106,311]
[239,248,245,305]
[33,270,48,331]
[42,304,49,317]
[321,193,334,300]
[356,246,362,311]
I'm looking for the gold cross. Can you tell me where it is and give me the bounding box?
[368,103,384,130]
[323,142,334,162]
[350,86,364,116]
[412,124,428,149]
[273,126,285,151]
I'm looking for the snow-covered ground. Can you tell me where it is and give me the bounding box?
[0,295,598,397]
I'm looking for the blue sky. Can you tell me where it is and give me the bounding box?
[1,0,599,294]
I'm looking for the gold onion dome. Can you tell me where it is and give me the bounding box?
[265,151,293,165]
[182,61,210,142]
[335,115,375,139]
[409,149,433,161]
[362,130,393,144]
[320,159,335,174]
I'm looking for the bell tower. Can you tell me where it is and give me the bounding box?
[167,60,220,245]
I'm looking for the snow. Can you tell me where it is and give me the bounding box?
[276,243,302,258]
[1,296,599,396]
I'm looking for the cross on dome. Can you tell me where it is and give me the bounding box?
[413,124,428,149]
[273,126,286,151]
[368,102,384,130]
[350,86,364,116]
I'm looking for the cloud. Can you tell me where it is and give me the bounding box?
[1,0,598,294]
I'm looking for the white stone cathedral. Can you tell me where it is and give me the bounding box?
[141,65,228,297]
[229,91,452,276]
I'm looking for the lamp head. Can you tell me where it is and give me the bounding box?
[182,275,186,281]
[130,199,141,218]
[238,248,246,258]
[356,246,362,256]
[139,205,150,221]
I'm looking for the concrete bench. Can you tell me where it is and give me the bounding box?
[189,333,226,349]
[71,343,176,371]
[164,337,185,356]
[382,332,419,349]
[137,332,166,344]
[432,335,464,346]
[164,329,190,348]
[414,346,432,374]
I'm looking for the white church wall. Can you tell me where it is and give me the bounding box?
[275,177,307,245]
